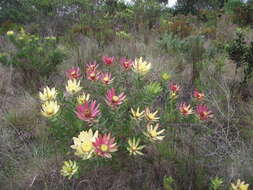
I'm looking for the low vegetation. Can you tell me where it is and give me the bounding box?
[0,0,253,189]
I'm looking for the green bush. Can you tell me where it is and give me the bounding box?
[1,29,67,88]
[158,33,189,54]
[227,31,253,86]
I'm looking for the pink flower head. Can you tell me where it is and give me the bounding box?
[93,133,118,158]
[193,89,205,101]
[179,102,193,116]
[75,101,101,123]
[102,56,115,65]
[100,72,114,85]
[66,67,81,79]
[105,88,126,108]
[120,57,133,70]
[86,61,99,73]
[169,83,181,93]
[86,70,101,81]
[196,104,213,120]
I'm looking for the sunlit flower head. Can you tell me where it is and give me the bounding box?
[231,179,249,190]
[86,61,99,73]
[75,101,100,123]
[102,56,115,65]
[41,101,60,118]
[179,102,193,116]
[71,129,98,160]
[127,137,145,156]
[93,133,118,158]
[100,72,114,85]
[143,123,165,142]
[145,107,159,122]
[60,160,78,179]
[132,57,151,75]
[86,70,100,81]
[120,57,133,70]
[39,86,57,102]
[161,72,171,81]
[7,30,14,36]
[193,89,205,101]
[105,88,126,108]
[196,104,213,120]
[66,79,82,95]
[66,67,81,80]
[131,107,145,120]
[76,93,90,105]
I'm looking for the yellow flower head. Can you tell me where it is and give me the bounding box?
[145,107,159,122]
[66,79,82,95]
[76,93,90,105]
[132,57,151,75]
[7,30,14,36]
[41,101,60,118]
[127,137,145,156]
[70,129,98,160]
[39,86,57,102]
[60,160,78,179]
[231,179,249,190]
[161,72,171,81]
[131,107,145,120]
[143,123,165,142]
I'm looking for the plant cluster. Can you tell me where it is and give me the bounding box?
[0,29,66,88]
[38,55,215,180]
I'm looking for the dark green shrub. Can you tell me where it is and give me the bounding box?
[227,31,253,85]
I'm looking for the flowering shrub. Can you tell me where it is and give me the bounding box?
[38,56,214,180]
[1,29,66,88]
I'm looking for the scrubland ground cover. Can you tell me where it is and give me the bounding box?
[1,0,253,189]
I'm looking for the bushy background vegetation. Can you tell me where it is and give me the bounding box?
[0,0,253,189]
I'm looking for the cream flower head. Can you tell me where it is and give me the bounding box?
[66,79,82,95]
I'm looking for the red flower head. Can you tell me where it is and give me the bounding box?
[93,133,118,158]
[120,57,133,70]
[105,88,126,108]
[100,72,114,85]
[66,67,81,79]
[102,56,115,65]
[194,89,205,101]
[196,104,213,120]
[86,61,99,73]
[169,83,181,93]
[179,102,193,116]
[86,70,101,81]
[75,101,101,123]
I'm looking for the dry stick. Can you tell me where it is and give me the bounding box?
[29,175,38,188]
